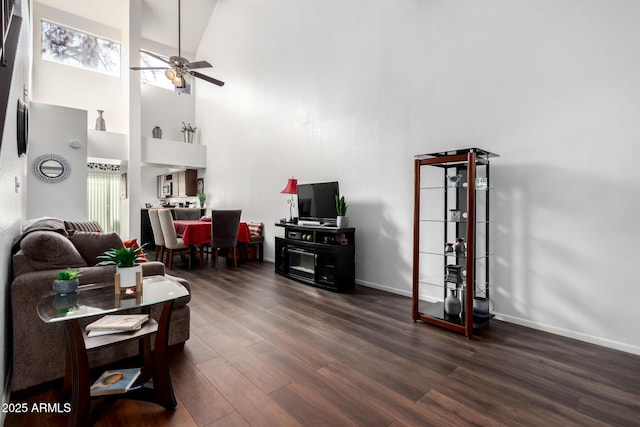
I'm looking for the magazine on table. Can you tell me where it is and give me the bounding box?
[90,367,141,396]
[86,314,149,332]
[87,324,143,337]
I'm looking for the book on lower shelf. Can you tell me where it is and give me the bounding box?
[90,367,141,396]
[86,314,149,332]
[87,324,143,338]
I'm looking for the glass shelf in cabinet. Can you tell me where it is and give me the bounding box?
[416,274,446,288]
[418,219,493,224]
[419,185,469,190]
[417,302,467,326]
[419,250,494,259]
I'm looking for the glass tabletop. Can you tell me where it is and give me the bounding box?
[37,275,189,323]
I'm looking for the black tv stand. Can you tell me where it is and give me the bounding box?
[275,223,355,292]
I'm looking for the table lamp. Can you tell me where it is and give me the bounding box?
[280,178,298,223]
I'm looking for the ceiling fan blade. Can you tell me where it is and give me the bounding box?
[130,66,170,71]
[140,49,171,65]
[190,71,225,87]
[186,60,212,70]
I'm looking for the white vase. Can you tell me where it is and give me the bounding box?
[95,110,106,131]
[184,131,194,143]
[116,265,142,288]
[337,216,348,228]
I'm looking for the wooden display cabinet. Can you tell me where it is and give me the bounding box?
[412,148,497,337]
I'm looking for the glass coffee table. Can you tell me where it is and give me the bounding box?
[37,275,189,427]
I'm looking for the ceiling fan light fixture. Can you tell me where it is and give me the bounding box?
[165,68,176,81]
[173,74,186,88]
[130,0,223,89]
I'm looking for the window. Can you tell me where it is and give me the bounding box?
[41,19,120,77]
[140,51,174,90]
[87,172,121,234]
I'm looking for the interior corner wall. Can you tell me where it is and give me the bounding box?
[0,0,32,419]
[28,102,87,220]
[196,0,640,354]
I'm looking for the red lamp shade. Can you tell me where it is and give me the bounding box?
[281,178,298,194]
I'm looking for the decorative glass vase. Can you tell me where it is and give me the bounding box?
[455,238,466,257]
[152,126,162,139]
[444,289,461,316]
[95,110,106,131]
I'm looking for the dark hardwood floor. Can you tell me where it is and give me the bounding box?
[6,261,640,426]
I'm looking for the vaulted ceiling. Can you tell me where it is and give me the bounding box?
[141,0,217,54]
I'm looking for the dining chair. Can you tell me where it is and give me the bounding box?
[174,208,201,220]
[147,209,165,261]
[210,209,242,270]
[158,209,191,270]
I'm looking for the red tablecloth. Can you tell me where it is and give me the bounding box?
[174,220,251,247]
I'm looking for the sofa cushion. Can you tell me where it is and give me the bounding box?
[64,220,103,233]
[20,231,88,270]
[69,231,124,266]
[123,238,148,263]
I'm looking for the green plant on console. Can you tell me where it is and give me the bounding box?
[335,195,349,216]
[198,192,206,203]
[56,268,81,281]
[96,245,146,267]
[181,122,197,133]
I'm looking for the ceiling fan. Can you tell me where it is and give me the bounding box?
[130,0,224,88]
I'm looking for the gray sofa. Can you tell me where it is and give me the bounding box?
[10,219,190,392]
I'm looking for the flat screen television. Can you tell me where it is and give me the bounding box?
[297,181,339,223]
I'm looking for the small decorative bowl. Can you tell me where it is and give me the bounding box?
[52,278,79,295]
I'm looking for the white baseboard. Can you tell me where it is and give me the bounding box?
[356,278,412,297]
[354,279,640,356]
[494,313,640,356]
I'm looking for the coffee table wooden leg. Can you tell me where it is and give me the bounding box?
[65,321,90,427]
[151,300,177,409]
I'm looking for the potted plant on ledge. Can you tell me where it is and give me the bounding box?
[335,195,349,228]
[97,245,146,288]
[181,122,197,144]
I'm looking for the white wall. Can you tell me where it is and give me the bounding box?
[32,1,200,231]
[141,84,197,142]
[196,0,640,354]
[33,2,129,133]
[0,0,31,417]
[28,102,88,220]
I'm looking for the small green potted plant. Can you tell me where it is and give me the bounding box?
[97,245,146,288]
[335,195,349,228]
[52,268,81,295]
[197,192,206,208]
[181,122,197,143]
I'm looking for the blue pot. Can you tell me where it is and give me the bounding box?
[52,279,79,295]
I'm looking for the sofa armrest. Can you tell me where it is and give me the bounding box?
[141,261,165,276]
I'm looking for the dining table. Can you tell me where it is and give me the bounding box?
[173,219,252,267]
